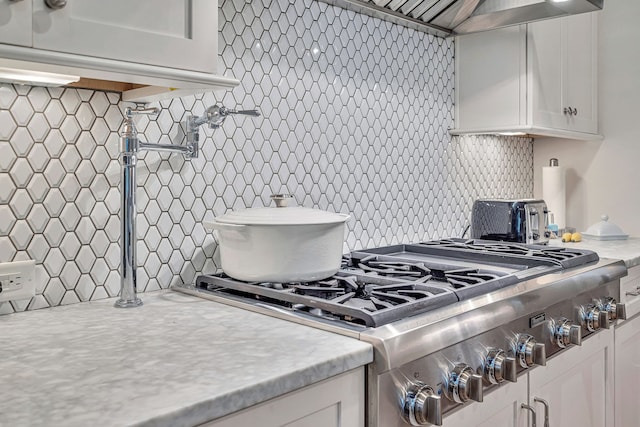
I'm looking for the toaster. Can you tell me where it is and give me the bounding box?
[470,199,549,245]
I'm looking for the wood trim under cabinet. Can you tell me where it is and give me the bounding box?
[67,78,146,93]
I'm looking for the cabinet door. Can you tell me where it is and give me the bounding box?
[0,0,31,47]
[529,329,614,427]
[614,315,640,427]
[442,380,528,427]
[31,0,217,73]
[565,13,597,134]
[201,368,364,427]
[455,25,527,132]
[529,13,597,134]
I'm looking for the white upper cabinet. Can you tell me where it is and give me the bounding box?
[0,0,237,101]
[31,0,217,73]
[0,0,32,47]
[529,14,597,134]
[453,13,599,140]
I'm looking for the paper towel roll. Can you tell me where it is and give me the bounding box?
[542,165,566,229]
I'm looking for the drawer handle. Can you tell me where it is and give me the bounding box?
[626,286,640,297]
[44,0,66,9]
[534,397,550,427]
[521,404,537,427]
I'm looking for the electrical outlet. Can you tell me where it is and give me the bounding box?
[0,260,36,302]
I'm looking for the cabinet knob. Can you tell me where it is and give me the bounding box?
[44,0,67,9]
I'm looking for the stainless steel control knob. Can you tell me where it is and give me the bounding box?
[402,383,442,426]
[484,348,517,384]
[552,317,582,348]
[514,334,546,368]
[445,363,483,403]
[581,305,610,332]
[598,297,627,321]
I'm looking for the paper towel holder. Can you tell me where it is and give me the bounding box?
[549,158,559,167]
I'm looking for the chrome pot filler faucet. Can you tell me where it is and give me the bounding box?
[116,105,260,308]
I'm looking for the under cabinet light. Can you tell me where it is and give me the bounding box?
[497,132,528,136]
[0,67,80,87]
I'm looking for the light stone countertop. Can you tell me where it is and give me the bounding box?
[548,236,640,268]
[0,290,372,427]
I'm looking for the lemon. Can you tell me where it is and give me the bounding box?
[562,232,572,242]
[571,232,582,242]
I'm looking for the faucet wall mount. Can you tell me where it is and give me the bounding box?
[115,105,260,308]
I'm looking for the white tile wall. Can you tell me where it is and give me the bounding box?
[0,0,533,314]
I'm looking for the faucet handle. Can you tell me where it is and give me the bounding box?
[232,109,261,117]
[125,106,160,119]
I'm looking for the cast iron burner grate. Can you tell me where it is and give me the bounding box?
[195,272,460,327]
[417,239,599,268]
[347,254,518,300]
[193,240,599,328]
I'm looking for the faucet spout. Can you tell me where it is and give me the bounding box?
[116,104,259,308]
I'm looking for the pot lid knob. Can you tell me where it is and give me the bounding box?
[270,194,294,208]
[601,214,609,221]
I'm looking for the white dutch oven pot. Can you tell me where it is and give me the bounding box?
[204,195,350,282]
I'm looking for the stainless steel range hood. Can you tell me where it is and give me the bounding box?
[319,0,603,37]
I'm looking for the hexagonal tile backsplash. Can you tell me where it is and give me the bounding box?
[0,0,532,314]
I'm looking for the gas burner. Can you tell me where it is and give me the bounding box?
[439,268,502,288]
[357,255,432,279]
[367,283,452,310]
[293,276,362,299]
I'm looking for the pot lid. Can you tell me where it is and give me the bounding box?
[215,198,349,226]
[583,214,629,241]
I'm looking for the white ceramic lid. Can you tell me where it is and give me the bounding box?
[215,206,350,226]
[583,214,628,240]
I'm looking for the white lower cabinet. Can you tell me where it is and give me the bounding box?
[201,368,364,427]
[442,380,527,427]
[614,314,640,427]
[529,328,614,427]
[443,328,614,427]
